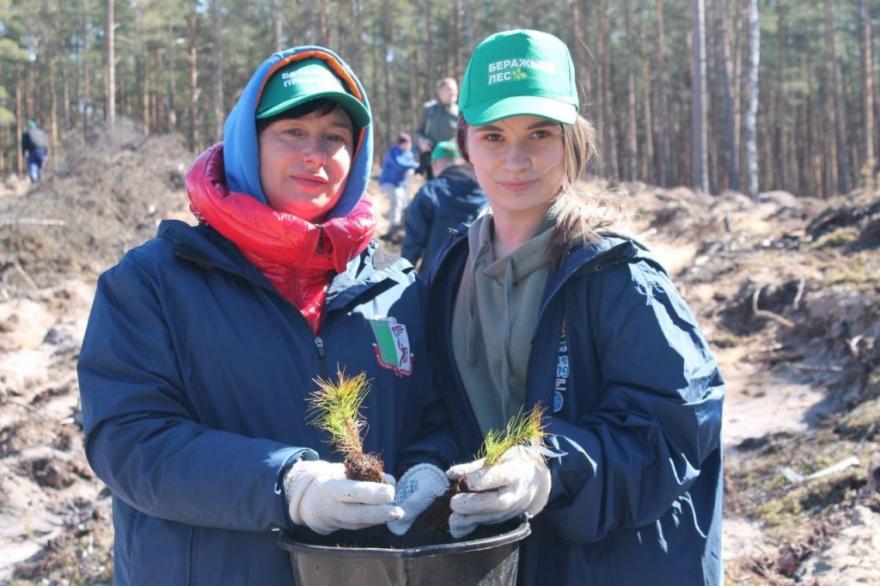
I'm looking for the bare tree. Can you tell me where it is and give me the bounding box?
[653,0,671,186]
[188,1,199,151]
[211,0,224,142]
[861,0,876,181]
[745,0,760,198]
[824,0,850,195]
[718,0,739,192]
[691,0,709,193]
[623,0,638,181]
[105,0,115,127]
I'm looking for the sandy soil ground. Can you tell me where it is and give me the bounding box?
[1,125,878,584]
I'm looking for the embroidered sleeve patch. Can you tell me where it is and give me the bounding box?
[368,317,413,377]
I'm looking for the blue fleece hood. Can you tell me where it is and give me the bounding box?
[223,46,373,219]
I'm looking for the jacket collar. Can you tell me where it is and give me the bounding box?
[159,221,412,314]
[433,225,641,312]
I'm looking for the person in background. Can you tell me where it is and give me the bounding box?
[21,119,49,183]
[378,131,418,231]
[415,77,458,180]
[402,140,487,273]
[424,30,724,585]
[77,46,455,586]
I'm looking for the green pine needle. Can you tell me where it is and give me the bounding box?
[480,405,547,468]
[308,368,370,456]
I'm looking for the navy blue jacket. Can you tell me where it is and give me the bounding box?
[427,230,724,585]
[401,164,487,273]
[79,223,454,585]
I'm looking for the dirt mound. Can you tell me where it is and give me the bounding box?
[0,120,193,291]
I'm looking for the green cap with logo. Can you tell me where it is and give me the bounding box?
[256,58,371,127]
[431,140,460,162]
[459,29,579,126]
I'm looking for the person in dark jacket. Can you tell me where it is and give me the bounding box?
[424,30,724,585]
[402,140,487,273]
[77,46,456,586]
[21,119,49,183]
[415,77,459,180]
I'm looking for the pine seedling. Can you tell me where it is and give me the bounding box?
[308,368,385,483]
[421,404,548,535]
[479,405,547,468]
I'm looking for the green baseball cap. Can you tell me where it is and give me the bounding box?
[431,140,460,162]
[459,29,579,125]
[256,59,371,127]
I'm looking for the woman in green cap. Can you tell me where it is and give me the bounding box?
[77,46,455,585]
[425,30,724,584]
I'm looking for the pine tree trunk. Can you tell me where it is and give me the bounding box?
[166,31,178,132]
[49,58,58,172]
[423,0,433,101]
[624,0,638,182]
[382,8,397,150]
[211,0,225,142]
[823,0,839,196]
[15,72,23,176]
[62,65,71,133]
[745,0,760,198]
[452,0,463,80]
[718,0,739,192]
[773,0,787,191]
[81,0,91,143]
[141,55,151,135]
[188,2,200,152]
[641,59,655,184]
[105,0,115,127]
[691,0,709,193]
[861,0,876,183]
[653,0,671,186]
[598,0,618,180]
[570,0,588,109]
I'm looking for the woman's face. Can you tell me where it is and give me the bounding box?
[466,115,564,221]
[258,105,354,222]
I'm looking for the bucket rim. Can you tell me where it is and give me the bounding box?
[278,518,531,559]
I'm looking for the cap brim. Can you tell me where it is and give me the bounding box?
[462,95,577,125]
[256,91,371,128]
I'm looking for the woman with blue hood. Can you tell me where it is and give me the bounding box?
[77,47,456,585]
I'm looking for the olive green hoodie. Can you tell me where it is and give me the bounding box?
[451,211,555,433]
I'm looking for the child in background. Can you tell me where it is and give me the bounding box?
[378,132,418,230]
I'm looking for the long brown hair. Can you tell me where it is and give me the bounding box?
[456,114,627,265]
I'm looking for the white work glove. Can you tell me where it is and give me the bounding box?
[387,463,450,536]
[446,446,551,539]
[283,459,404,535]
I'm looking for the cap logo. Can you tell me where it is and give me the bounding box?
[281,70,327,88]
[487,58,557,85]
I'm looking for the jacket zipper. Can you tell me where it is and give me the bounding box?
[314,336,328,378]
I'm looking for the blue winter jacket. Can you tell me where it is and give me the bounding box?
[427,230,725,585]
[378,145,418,187]
[401,164,487,273]
[77,46,456,586]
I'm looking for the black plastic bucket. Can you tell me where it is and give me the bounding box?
[278,517,530,586]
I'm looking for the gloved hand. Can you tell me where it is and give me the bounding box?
[387,463,450,535]
[283,459,404,535]
[446,446,551,539]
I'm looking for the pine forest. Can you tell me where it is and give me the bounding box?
[0,0,878,198]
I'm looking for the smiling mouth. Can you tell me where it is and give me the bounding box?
[498,180,537,192]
